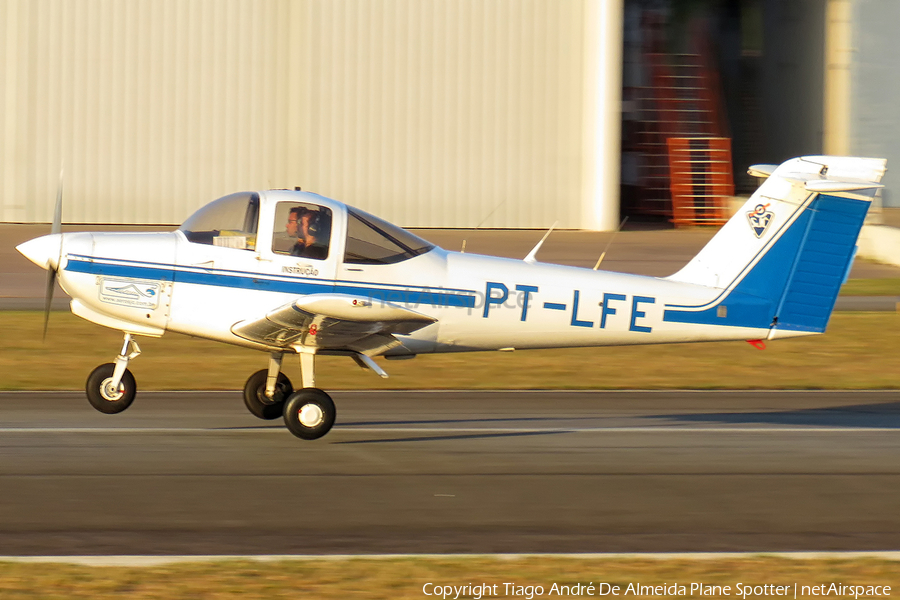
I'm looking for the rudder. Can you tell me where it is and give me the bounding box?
[772,193,870,334]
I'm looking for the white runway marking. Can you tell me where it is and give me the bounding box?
[3,388,898,394]
[338,426,900,433]
[0,426,897,434]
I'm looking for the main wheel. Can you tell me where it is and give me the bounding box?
[283,389,336,440]
[243,369,293,420]
[86,363,137,414]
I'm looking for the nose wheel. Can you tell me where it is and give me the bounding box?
[85,333,140,414]
[86,363,136,414]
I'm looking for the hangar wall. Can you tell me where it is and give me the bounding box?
[845,0,900,207]
[0,0,620,228]
[0,0,306,224]
[760,0,826,163]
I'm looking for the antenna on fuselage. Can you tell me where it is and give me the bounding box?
[524,221,558,264]
[592,216,629,270]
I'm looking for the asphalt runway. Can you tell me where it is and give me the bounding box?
[1,389,899,556]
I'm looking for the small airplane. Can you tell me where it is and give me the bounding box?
[16,155,885,440]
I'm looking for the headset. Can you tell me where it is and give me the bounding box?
[306,210,323,237]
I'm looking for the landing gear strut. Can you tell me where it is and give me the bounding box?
[85,333,140,414]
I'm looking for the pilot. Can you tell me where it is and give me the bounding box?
[286,206,306,240]
[272,206,307,254]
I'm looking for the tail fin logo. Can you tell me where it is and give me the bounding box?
[747,204,774,238]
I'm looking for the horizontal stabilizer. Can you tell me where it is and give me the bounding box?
[804,180,884,193]
[748,164,777,179]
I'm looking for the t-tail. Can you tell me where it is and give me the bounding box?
[664,156,886,340]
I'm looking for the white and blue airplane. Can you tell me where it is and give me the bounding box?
[16,156,885,440]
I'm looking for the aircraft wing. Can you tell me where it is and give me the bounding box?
[231,293,437,355]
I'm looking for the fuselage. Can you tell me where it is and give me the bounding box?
[33,195,775,358]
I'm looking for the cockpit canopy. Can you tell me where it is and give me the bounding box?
[179,192,259,251]
[179,190,436,264]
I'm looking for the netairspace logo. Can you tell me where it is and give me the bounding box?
[421,581,892,600]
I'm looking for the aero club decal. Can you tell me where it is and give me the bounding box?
[747,203,774,238]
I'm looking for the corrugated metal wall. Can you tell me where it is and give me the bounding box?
[303,0,591,228]
[849,0,900,207]
[760,0,825,163]
[1,0,304,224]
[1,0,599,227]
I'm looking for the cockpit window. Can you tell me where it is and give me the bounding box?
[179,192,259,251]
[272,202,332,260]
[344,207,435,265]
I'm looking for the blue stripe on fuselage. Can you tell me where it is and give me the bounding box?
[64,258,476,308]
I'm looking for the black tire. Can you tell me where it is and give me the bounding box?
[85,363,136,414]
[283,388,336,440]
[243,369,293,420]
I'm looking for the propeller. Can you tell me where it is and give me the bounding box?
[42,170,64,340]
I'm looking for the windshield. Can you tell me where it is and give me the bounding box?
[344,207,435,265]
[179,192,259,250]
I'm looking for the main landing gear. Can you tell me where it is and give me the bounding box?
[85,334,336,440]
[242,349,336,440]
[242,353,293,420]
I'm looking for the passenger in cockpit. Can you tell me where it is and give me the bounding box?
[292,209,329,260]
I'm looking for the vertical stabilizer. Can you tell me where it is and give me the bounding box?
[664,156,885,337]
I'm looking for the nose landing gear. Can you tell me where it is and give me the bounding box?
[85,333,140,414]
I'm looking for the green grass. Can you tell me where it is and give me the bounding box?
[840,278,900,296]
[0,557,896,599]
[2,311,899,390]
